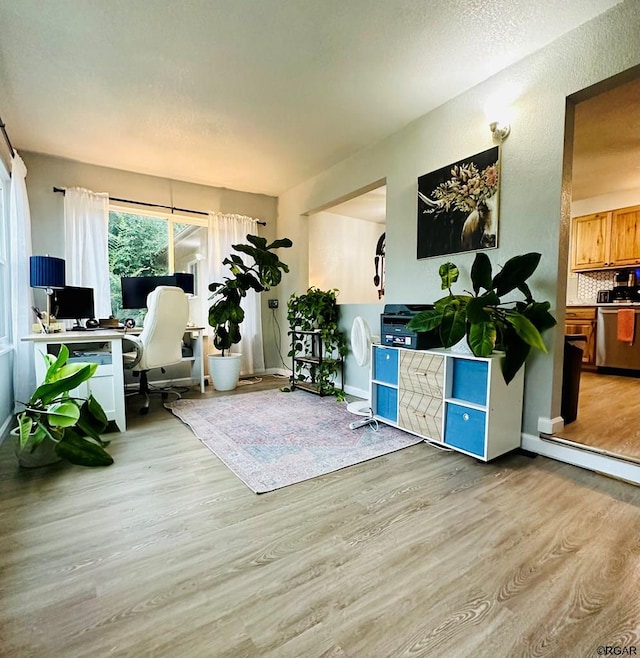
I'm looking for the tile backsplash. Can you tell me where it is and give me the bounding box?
[576,270,615,302]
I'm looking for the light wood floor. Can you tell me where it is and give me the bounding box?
[2,376,640,657]
[556,371,640,462]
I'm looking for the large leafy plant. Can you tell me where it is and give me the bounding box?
[407,252,556,383]
[208,234,292,355]
[16,344,113,466]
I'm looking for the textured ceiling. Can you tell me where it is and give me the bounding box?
[0,0,622,196]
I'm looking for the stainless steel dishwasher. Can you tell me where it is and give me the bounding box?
[596,306,640,370]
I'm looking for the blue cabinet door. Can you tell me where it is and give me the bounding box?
[374,384,398,422]
[444,403,486,457]
[373,347,399,385]
[451,358,488,406]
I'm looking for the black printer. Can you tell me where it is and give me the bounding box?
[380,304,442,350]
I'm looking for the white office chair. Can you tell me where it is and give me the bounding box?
[122,285,190,415]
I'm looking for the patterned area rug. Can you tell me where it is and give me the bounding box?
[166,389,423,493]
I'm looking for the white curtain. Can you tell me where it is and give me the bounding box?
[9,152,35,408]
[207,212,265,376]
[63,187,111,318]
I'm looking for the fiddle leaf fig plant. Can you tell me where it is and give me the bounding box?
[16,344,113,467]
[208,234,292,355]
[407,252,556,384]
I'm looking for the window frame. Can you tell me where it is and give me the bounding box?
[109,204,207,275]
[0,165,10,348]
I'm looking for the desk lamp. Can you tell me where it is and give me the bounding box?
[29,255,66,333]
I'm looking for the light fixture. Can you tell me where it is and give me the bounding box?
[489,121,511,143]
[485,87,518,144]
[29,255,66,332]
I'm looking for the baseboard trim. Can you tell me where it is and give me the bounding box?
[521,432,640,485]
[344,384,368,400]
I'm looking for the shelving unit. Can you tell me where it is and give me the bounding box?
[370,345,524,462]
[289,328,344,396]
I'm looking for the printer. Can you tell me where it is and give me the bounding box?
[380,304,442,350]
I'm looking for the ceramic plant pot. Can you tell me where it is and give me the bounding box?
[11,428,62,468]
[207,353,242,391]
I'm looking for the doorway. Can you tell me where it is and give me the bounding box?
[556,69,640,462]
[308,184,386,304]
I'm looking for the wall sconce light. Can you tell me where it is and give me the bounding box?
[485,88,518,144]
[29,255,66,332]
[489,121,511,143]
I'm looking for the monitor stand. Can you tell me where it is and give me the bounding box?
[72,319,87,331]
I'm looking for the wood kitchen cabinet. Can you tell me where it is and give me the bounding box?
[565,306,597,367]
[571,212,609,270]
[570,205,640,271]
[610,206,640,267]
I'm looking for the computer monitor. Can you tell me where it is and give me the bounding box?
[51,286,95,329]
[120,273,195,309]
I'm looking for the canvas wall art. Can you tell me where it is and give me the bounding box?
[417,146,500,259]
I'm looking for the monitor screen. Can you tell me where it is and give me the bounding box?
[52,286,95,322]
[120,273,194,309]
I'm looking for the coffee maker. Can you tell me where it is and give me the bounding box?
[611,268,640,302]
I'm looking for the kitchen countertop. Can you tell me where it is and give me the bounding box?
[567,302,640,307]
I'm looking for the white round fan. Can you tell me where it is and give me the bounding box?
[351,315,372,367]
[347,316,375,419]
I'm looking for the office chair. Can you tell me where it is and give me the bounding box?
[122,285,190,415]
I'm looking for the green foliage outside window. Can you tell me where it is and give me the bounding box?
[108,212,169,324]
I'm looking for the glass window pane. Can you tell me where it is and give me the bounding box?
[108,211,169,325]
[173,223,207,298]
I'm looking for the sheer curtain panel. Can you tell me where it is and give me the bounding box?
[207,212,265,376]
[9,152,35,408]
[64,188,111,318]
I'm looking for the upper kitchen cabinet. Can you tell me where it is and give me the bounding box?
[609,206,640,267]
[571,212,609,270]
[571,205,640,271]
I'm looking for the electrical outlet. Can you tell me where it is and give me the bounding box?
[268,299,279,309]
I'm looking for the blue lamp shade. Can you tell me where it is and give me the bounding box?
[29,255,66,289]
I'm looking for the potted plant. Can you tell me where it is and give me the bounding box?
[208,233,292,391]
[13,344,113,467]
[407,252,556,383]
[287,287,348,398]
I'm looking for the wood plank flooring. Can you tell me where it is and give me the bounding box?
[555,371,640,462]
[2,376,640,657]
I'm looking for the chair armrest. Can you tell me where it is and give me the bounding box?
[122,335,144,370]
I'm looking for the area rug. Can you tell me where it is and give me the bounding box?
[166,389,423,493]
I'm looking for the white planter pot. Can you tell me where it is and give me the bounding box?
[11,428,62,468]
[208,354,242,391]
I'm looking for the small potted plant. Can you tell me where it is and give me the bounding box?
[13,344,113,467]
[407,252,556,383]
[208,234,292,391]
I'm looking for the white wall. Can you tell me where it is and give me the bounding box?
[20,152,287,371]
[309,211,383,304]
[277,0,640,436]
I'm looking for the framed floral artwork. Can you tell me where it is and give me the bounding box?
[417,146,500,259]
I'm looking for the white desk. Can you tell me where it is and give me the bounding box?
[23,330,127,432]
[24,327,206,432]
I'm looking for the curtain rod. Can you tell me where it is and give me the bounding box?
[52,187,266,225]
[0,116,15,156]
